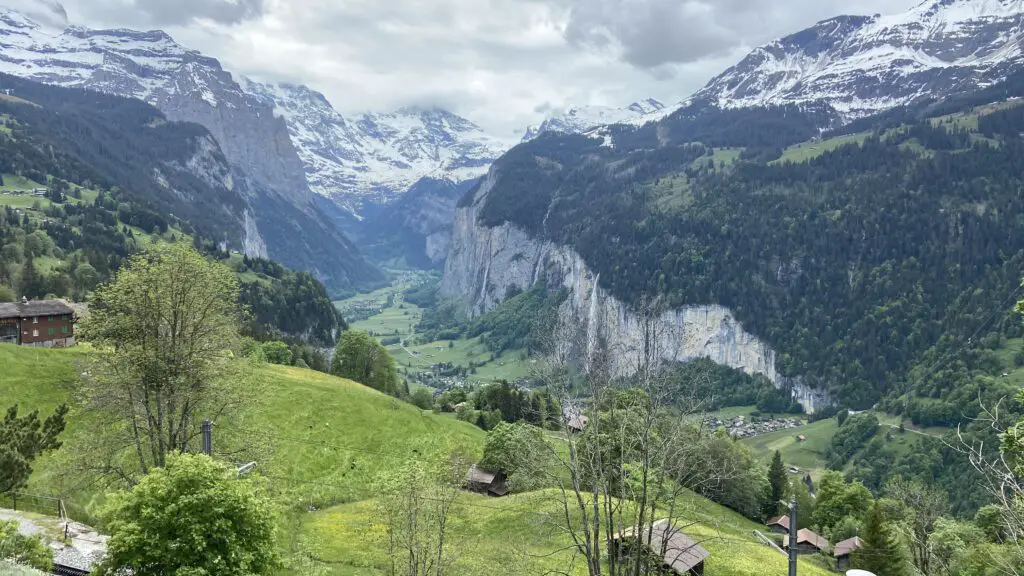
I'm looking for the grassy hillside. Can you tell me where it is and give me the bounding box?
[0,344,484,514]
[4,344,837,576]
[742,418,838,481]
[240,364,485,505]
[301,488,834,576]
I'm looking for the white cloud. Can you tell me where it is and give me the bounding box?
[58,0,921,135]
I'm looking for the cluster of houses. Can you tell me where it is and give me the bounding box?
[766,515,864,570]
[707,414,804,439]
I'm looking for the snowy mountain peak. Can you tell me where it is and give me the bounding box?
[522,98,680,142]
[241,79,510,210]
[0,0,68,33]
[694,0,1024,119]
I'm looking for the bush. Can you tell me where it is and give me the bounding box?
[261,341,293,365]
[409,387,434,410]
[97,453,278,575]
[0,521,52,572]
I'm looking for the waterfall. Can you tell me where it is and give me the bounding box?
[476,236,492,310]
[586,274,600,358]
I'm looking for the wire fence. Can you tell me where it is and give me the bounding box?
[0,491,94,526]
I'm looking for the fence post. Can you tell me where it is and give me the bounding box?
[202,420,213,456]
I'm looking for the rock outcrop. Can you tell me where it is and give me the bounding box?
[442,173,831,413]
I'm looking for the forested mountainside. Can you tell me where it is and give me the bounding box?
[461,77,1024,417]
[0,73,382,295]
[0,76,345,345]
[0,8,384,293]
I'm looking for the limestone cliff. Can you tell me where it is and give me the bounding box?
[441,173,831,413]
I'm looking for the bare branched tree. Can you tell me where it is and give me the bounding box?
[535,296,743,576]
[954,398,1024,575]
[375,452,469,576]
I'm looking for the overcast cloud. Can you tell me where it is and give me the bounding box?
[57,0,920,136]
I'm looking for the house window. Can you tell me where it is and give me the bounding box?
[48,316,53,322]
[48,328,54,336]
[32,329,38,338]
[32,317,38,324]
[61,325,68,334]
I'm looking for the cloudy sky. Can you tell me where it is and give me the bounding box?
[55,0,920,136]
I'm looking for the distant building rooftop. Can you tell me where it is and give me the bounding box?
[0,298,75,320]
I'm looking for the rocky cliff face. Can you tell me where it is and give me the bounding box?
[442,173,831,412]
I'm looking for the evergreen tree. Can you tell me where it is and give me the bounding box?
[767,450,787,516]
[18,256,42,299]
[853,502,908,576]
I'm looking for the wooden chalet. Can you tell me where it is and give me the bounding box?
[833,536,863,570]
[784,528,830,555]
[611,519,710,576]
[0,298,75,347]
[765,515,791,534]
[466,465,509,497]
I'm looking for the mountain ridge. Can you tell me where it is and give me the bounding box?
[694,0,1024,119]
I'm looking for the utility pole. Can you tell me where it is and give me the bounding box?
[201,420,213,456]
[788,499,798,576]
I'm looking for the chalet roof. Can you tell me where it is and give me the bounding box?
[466,465,497,485]
[834,536,863,558]
[784,529,830,553]
[568,414,590,431]
[615,519,710,574]
[766,515,791,529]
[0,299,74,320]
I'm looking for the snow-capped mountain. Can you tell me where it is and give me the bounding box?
[522,98,680,141]
[241,80,510,211]
[695,0,1024,119]
[0,2,384,291]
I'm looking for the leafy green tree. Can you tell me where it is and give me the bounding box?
[331,331,399,396]
[480,422,550,492]
[853,502,909,576]
[790,477,815,530]
[82,244,242,475]
[812,471,872,536]
[73,263,100,292]
[96,453,278,576]
[930,518,985,576]
[0,404,67,494]
[767,450,787,516]
[973,504,1007,542]
[409,387,434,410]
[260,341,293,365]
[885,476,948,575]
[0,520,52,572]
[0,286,13,303]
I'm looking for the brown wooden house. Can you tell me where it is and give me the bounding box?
[833,536,863,570]
[0,298,75,347]
[784,528,830,555]
[466,465,509,497]
[611,519,710,576]
[766,515,791,535]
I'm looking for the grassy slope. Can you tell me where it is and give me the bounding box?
[742,418,838,481]
[242,364,485,504]
[0,344,484,510]
[4,344,832,576]
[302,488,833,576]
